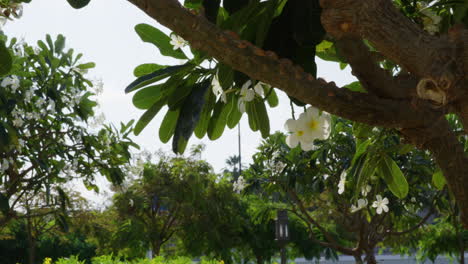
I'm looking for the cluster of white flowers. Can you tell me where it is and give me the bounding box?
[284,107,331,151]
[1,76,20,92]
[233,176,246,193]
[418,3,442,35]
[237,80,264,113]
[170,34,187,50]
[63,87,83,107]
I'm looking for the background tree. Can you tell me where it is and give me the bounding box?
[0,34,136,228]
[243,124,447,263]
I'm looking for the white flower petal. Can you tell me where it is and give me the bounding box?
[238,100,246,113]
[284,119,297,132]
[253,82,264,97]
[286,134,299,149]
[241,80,252,90]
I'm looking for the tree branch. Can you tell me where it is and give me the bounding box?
[126,0,440,130]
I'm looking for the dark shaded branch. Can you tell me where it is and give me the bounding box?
[336,37,413,99]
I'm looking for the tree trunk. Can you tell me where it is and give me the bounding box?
[26,214,36,264]
[353,255,364,264]
[256,255,264,264]
[152,240,161,257]
[364,250,377,264]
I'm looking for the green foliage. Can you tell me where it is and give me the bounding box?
[65,0,91,9]
[135,24,187,60]
[0,34,137,228]
[0,40,12,76]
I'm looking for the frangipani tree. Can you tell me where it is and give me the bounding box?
[242,126,446,263]
[2,0,468,227]
[0,34,136,226]
[114,0,468,227]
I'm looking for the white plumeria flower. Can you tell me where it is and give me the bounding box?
[35,97,46,108]
[284,107,331,151]
[170,34,187,50]
[361,185,372,196]
[24,130,31,138]
[253,82,265,97]
[24,89,34,103]
[1,76,20,92]
[351,198,368,213]
[18,139,25,148]
[372,195,389,214]
[237,81,255,113]
[12,117,24,127]
[211,75,227,103]
[11,107,21,118]
[233,176,246,193]
[1,159,10,173]
[48,98,56,113]
[338,170,346,194]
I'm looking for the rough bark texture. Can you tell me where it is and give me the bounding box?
[126,0,468,228]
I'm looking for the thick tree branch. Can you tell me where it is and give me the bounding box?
[127,0,439,130]
[402,120,468,228]
[320,0,442,78]
[336,37,413,99]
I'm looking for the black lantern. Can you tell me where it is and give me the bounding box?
[275,209,289,242]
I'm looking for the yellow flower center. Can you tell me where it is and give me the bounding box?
[308,120,318,130]
[297,130,304,136]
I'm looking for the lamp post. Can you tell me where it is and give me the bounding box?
[275,209,289,264]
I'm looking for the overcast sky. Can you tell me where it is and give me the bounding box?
[4,0,355,201]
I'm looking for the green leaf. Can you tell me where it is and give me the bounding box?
[0,193,9,215]
[54,34,66,54]
[132,84,166,110]
[351,139,371,167]
[265,86,279,107]
[76,62,95,70]
[432,169,446,190]
[135,23,187,60]
[172,80,210,154]
[194,88,216,138]
[167,73,199,109]
[218,64,234,89]
[246,98,270,138]
[0,41,12,76]
[353,122,373,140]
[227,96,242,129]
[377,154,409,199]
[354,154,378,198]
[66,0,91,9]
[125,64,191,93]
[46,34,54,51]
[316,40,333,52]
[133,63,168,77]
[207,100,232,140]
[345,81,366,93]
[159,109,180,143]
[134,100,166,136]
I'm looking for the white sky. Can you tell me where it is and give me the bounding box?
[4,0,355,203]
